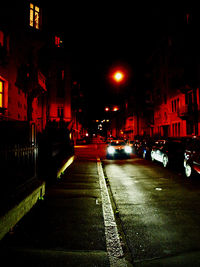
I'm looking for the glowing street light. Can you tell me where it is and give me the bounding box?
[113,106,119,112]
[113,71,124,83]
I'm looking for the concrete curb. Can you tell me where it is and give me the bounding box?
[0,181,45,240]
[97,158,128,267]
[57,155,75,179]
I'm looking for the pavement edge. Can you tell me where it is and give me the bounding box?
[57,155,75,179]
[97,157,128,267]
[0,181,45,240]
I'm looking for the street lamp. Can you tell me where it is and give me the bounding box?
[113,71,124,83]
[113,106,119,112]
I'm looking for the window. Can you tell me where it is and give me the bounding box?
[55,36,60,47]
[57,107,64,118]
[178,122,180,136]
[172,122,181,136]
[29,3,41,29]
[177,98,179,113]
[0,80,4,108]
[171,98,179,113]
[55,36,63,47]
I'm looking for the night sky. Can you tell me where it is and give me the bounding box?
[6,2,194,120]
[43,3,194,119]
[68,5,169,119]
[55,4,170,118]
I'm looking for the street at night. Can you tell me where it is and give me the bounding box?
[1,143,200,266]
[2,2,200,267]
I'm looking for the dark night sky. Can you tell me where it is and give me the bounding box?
[2,2,196,124]
[59,5,167,115]
[46,3,194,119]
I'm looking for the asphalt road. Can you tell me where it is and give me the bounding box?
[1,143,200,266]
[101,144,200,266]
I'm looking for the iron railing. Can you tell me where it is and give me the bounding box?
[0,144,37,195]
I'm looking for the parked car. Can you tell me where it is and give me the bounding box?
[151,138,186,168]
[137,138,155,159]
[184,137,200,178]
[106,140,132,159]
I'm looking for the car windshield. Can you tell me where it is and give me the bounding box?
[110,141,126,146]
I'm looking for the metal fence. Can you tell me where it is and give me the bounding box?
[0,144,37,194]
[0,120,74,199]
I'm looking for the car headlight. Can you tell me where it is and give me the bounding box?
[107,146,115,154]
[124,146,132,153]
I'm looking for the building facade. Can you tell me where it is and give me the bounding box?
[121,10,200,139]
[0,1,73,143]
[0,1,48,143]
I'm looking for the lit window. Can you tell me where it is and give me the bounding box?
[55,36,60,47]
[0,80,4,108]
[29,3,41,29]
[55,36,63,47]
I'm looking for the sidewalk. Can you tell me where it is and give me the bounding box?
[0,152,110,266]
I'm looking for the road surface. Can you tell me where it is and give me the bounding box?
[101,143,200,266]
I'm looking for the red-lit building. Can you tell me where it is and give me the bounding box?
[0,2,48,142]
[0,2,73,144]
[121,10,200,139]
[144,13,200,138]
[42,39,72,125]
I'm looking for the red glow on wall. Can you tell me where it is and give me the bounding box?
[0,31,4,47]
